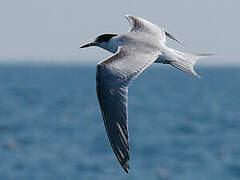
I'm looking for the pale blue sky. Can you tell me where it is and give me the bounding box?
[0,0,239,65]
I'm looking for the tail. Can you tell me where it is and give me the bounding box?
[169,51,212,78]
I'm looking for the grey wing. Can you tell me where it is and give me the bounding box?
[126,15,183,45]
[126,15,166,42]
[96,46,158,173]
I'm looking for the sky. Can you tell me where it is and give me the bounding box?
[0,0,239,65]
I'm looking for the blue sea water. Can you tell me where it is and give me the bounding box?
[0,64,240,180]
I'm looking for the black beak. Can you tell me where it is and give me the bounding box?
[80,42,96,48]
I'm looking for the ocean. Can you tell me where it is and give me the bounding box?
[0,64,239,180]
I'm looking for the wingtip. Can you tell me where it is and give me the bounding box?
[125,15,131,19]
[125,15,134,22]
[193,71,201,79]
[177,40,184,46]
[196,74,202,79]
[122,161,130,173]
[125,15,140,21]
[164,30,184,46]
[125,14,134,18]
[125,15,132,25]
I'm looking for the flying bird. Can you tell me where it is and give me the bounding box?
[80,15,211,173]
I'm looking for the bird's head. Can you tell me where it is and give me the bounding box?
[80,33,118,53]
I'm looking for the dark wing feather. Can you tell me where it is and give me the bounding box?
[96,46,158,172]
[164,30,183,45]
[96,64,130,172]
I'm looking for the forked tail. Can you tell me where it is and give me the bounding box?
[169,51,212,78]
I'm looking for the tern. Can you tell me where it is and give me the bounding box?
[80,15,211,173]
